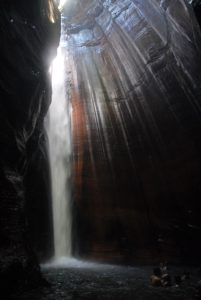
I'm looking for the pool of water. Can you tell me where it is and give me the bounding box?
[10,259,201,300]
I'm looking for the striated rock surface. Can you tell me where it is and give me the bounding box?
[0,0,60,293]
[63,0,201,263]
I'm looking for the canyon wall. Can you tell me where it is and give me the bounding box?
[64,0,201,264]
[0,1,60,292]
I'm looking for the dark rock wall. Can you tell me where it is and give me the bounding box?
[64,0,201,264]
[193,1,201,26]
[0,0,60,292]
[25,132,54,261]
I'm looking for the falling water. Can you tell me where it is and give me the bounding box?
[46,43,72,258]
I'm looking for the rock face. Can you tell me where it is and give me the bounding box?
[63,0,201,264]
[193,1,201,26]
[0,1,60,292]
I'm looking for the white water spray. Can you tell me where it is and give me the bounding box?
[46,44,72,258]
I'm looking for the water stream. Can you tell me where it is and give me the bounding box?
[46,42,72,258]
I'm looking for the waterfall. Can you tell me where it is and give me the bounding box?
[46,43,72,258]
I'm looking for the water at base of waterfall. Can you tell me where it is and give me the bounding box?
[41,257,114,269]
[21,262,199,300]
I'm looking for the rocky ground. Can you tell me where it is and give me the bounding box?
[6,259,201,300]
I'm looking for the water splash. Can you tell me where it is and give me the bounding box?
[41,257,116,270]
